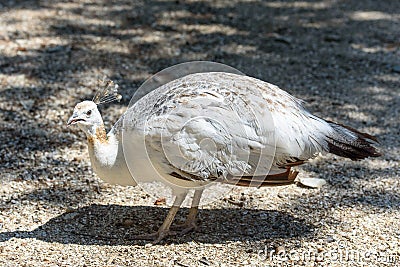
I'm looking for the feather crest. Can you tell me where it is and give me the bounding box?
[92,78,122,105]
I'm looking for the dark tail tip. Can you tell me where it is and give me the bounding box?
[325,121,382,160]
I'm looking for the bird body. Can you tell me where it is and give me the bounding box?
[68,72,380,243]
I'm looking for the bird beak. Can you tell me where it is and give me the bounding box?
[67,114,82,126]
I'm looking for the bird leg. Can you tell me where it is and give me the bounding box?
[132,192,186,244]
[171,189,203,234]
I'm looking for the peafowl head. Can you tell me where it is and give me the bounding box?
[67,79,121,136]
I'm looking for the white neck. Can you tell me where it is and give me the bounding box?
[85,124,136,186]
[87,126,117,166]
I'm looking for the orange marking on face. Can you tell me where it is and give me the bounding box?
[95,125,108,143]
[87,136,94,144]
[87,125,108,144]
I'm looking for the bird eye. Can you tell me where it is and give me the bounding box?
[86,110,92,116]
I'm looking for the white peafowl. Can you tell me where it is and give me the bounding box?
[68,72,380,243]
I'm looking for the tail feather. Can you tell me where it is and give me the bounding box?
[325,121,381,160]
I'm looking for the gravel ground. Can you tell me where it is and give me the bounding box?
[0,0,399,266]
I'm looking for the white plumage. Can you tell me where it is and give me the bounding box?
[68,72,380,243]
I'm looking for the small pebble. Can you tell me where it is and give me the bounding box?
[326,236,335,243]
[65,207,75,213]
[154,197,166,206]
[392,65,400,73]
[122,219,134,227]
[275,245,285,254]
[199,257,210,265]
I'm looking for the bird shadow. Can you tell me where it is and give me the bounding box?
[0,204,313,245]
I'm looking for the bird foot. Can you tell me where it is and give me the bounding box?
[131,229,177,244]
[170,221,198,235]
